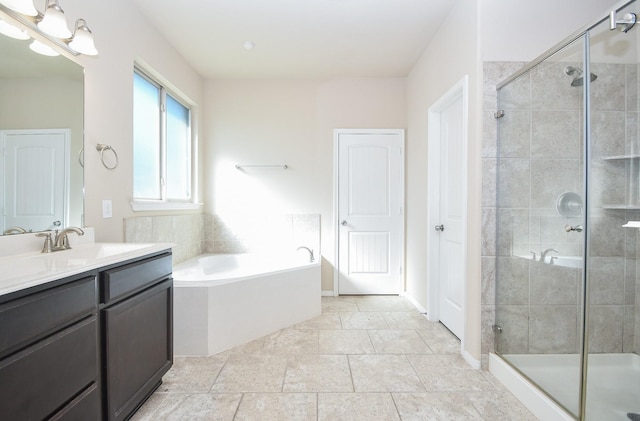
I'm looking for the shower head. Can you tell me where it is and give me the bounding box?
[564,65,598,86]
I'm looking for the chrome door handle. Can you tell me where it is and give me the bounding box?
[341,220,348,226]
[564,224,583,233]
[434,224,444,232]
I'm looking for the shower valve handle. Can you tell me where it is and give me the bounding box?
[564,224,583,233]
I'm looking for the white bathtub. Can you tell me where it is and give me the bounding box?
[172,253,321,356]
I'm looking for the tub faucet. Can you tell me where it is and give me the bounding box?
[297,246,315,262]
[540,248,559,263]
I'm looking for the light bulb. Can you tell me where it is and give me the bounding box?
[29,39,59,56]
[37,0,71,39]
[0,0,38,16]
[69,19,97,55]
[0,18,29,40]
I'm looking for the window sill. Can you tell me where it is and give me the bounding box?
[130,201,203,212]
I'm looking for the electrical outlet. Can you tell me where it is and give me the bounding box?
[102,200,112,218]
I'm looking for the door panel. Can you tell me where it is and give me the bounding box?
[337,130,403,295]
[2,129,69,232]
[439,95,465,337]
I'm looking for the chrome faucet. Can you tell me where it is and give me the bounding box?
[54,227,85,250]
[36,227,85,253]
[297,246,315,262]
[3,226,27,235]
[540,248,559,263]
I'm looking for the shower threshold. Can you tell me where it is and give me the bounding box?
[490,353,640,420]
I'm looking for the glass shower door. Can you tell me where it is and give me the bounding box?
[584,4,640,419]
[494,35,587,418]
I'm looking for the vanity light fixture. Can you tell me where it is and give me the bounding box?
[0,0,98,56]
[0,17,29,39]
[68,18,97,55]
[37,0,70,39]
[0,0,37,16]
[29,38,57,55]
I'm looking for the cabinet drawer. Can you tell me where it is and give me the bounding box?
[50,382,100,421]
[0,275,96,358]
[101,252,172,304]
[0,317,98,420]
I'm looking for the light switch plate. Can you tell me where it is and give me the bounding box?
[102,199,112,218]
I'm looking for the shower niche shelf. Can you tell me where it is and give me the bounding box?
[600,154,640,160]
[600,154,640,209]
[602,204,640,210]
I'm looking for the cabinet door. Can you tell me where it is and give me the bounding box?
[0,317,99,420]
[103,279,173,421]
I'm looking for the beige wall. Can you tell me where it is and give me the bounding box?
[406,0,482,361]
[203,78,406,291]
[481,0,620,62]
[64,0,204,242]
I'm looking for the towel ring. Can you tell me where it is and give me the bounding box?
[96,144,118,170]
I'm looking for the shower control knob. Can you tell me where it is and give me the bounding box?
[564,224,583,233]
[434,224,445,232]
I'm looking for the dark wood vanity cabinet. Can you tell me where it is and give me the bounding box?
[100,252,173,421]
[0,274,100,420]
[0,249,173,421]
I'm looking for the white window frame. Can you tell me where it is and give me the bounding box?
[131,66,200,211]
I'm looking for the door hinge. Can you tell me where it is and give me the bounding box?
[494,110,505,119]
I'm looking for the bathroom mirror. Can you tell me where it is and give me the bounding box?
[0,33,84,234]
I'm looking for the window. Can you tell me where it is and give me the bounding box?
[133,68,194,208]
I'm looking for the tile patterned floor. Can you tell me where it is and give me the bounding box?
[132,296,537,420]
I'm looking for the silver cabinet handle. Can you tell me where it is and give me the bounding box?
[564,224,583,233]
[434,224,444,232]
[341,220,348,226]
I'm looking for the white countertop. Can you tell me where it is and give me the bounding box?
[0,229,173,297]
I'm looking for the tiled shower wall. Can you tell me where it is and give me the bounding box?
[124,213,320,265]
[482,61,640,367]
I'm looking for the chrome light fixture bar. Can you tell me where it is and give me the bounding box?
[0,0,98,56]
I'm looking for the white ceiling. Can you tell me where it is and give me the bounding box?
[132,0,456,79]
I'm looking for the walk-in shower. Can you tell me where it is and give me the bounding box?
[490,1,640,420]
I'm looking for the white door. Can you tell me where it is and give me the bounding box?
[336,129,404,295]
[2,129,69,232]
[427,78,468,340]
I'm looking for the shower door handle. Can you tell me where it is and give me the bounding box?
[564,224,583,233]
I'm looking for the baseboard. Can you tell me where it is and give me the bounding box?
[321,290,335,297]
[462,347,481,370]
[400,291,427,314]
